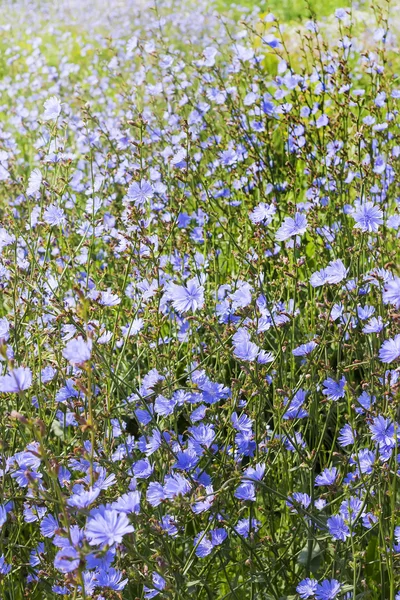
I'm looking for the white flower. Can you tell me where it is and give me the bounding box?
[126,36,138,54]
[26,168,42,195]
[43,96,62,121]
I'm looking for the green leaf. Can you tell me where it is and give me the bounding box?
[298,541,322,573]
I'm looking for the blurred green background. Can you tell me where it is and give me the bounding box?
[217,0,364,21]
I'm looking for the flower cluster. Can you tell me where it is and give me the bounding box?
[0,0,400,598]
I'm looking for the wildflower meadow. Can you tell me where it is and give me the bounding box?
[1,0,400,598]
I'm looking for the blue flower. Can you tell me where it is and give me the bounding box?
[310,260,347,287]
[236,430,256,456]
[24,503,46,523]
[322,376,346,401]
[132,459,153,479]
[27,168,42,195]
[85,508,134,547]
[325,259,347,284]
[310,268,329,287]
[40,514,59,538]
[284,431,306,452]
[363,316,385,333]
[80,571,97,596]
[230,283,252,309]
[0,367,32,393]
[99,290,120,306]
[29,542,45,569]
[44,204,66,226]
[383,276,400,308]
[327,514,350,541]
[231,412,253,433]
[233,340,259,362]
[127,179,154,206]
[315,467,338,487]
[339,497,363,524]
[85,548,114,571]
[352,201,383,232]
[235,518,260,538]
[257,349,274,364]
[316,114,329,128]
[67,488,100,510]
[234,482,255,501]
[283,388,308,419]
[96,568,128,591]
[163,473,191,499]
[338,424,356,447]
[362,512,378,529]
[249,202,276,225]
[42,95,62,120]
[292,341,318,356]
[357,305,375,320]
[51,585,70,595]
[166,277,204,313]
[174,449,199,471]
[296,578,318,599]
[144,573,166,599]
[189,423,215,447]
[369,416,395,450]
[194,532,213,557]
[54,546,80,573]
[275,213,308,241]
[0,554,11,576]
[146,482,165,507]
[356,391,375,414]
[287,492,311,512]
[315,579,341,600]
[356,448,375,474]
[111,492,141,514]
[154,394,177,416]
[160,514,179,536]
[62,337,92,366]
[211,528,227,546]
[244,463,265,481]
[335,7,347,19]
[373,155,386,175]
[190,404,207,422]
[379,335,400,363]
[0,505,8,528]
[41,365,56,383]
[191,485,215,514]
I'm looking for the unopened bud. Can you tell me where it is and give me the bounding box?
[10,411,29,425]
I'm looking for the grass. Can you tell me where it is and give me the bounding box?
[216,0,354,21]
[0,0,399,599]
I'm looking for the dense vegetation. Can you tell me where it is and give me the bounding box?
[0,0,399,598]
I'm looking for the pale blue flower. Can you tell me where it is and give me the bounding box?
[275,213,307,241]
